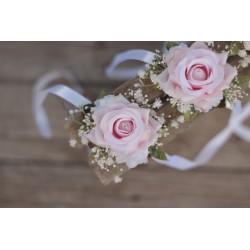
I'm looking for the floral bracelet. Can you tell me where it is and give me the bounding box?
[66,41,250,182]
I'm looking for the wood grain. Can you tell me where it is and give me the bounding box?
[0,42,250,207]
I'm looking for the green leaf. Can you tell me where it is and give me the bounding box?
[89,152,95,161]
[165,42,178,50]
[150,147,167,160]
[184,110,197,122]
[96,89,107,100]
[237,75,250,87]
[228,42,244,57]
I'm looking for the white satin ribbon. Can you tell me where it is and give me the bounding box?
[105,45,184,81]
[153,101,250,170]
[33,70,91,139]
[105,49,158,80]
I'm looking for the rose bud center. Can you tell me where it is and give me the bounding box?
[187,65,207,81]
[113,118,135,138]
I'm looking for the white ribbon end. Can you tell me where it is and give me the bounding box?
[40,129,53,139]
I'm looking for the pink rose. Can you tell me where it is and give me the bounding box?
[156,42,237,112]
[87,95,161,168]
[243,41,250,50]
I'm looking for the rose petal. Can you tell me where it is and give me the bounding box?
[190,41,209,50]
[224,63,238,86]
[218,51,228,65]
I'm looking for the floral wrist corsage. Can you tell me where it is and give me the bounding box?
[67,41,250,180]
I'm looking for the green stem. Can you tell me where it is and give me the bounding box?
[237,75,250,87]
[141,84,157,88]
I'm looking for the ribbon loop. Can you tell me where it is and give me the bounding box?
[105,49,158,80]
[153,101,250,170]
[33,71,91,139]
[230,102,250,142]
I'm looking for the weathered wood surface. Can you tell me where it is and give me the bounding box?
[1,42,250,207]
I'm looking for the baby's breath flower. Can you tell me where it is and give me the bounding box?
[138,69,145,79]
[152,98,163,109]
[170,98,192,113]
[91,147,97,153]
[69,139,77,148]
[134,89,143,99]
[205,41,214,48]
[114,175,123,183]
[170,120,179,129]
[78,129,84,137]
[224,84,246,104]
[150,73,158,84]
[157,115,165,125]
[128,89,134,96]
[238,49,247,58]
[90,146,118,171]
[157,124,169,138]
[240,60,248,68]
[80,134,88,145]
[240,57,250,68]
[244,55,250,64]
[177,115,185,123]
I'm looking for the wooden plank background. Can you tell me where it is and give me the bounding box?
[0,41,250,207]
